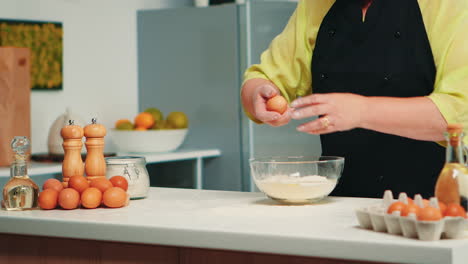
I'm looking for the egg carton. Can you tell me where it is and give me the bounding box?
[355,191,468,241]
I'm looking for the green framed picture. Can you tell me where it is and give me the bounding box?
[0,19,63,90]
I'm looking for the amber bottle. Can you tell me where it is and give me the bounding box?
[435,124,468,210]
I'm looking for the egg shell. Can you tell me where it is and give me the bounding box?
[266,95,288,114]
[387,201,406,214]
[417,206,443,221]
[401,203,420,217]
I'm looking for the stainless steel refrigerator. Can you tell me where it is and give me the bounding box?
[137,0,321,192]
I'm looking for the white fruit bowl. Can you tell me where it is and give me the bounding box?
[109,128,188,153]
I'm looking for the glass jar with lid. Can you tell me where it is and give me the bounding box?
[105,156,150,199]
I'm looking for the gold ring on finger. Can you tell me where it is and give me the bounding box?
[321,117,330,128]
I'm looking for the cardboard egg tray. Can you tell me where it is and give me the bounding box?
[355,191,468,241]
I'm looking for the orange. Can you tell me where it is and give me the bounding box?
[115,119,132,128]
[39,189,59,210]
[68,175,89,194]
[42,178,64,193]
[134,126,147,131]
[103,187,127,208]
[81,187,102,209]
[58,188,80,210]
[109,176,128,191]
[90,178,113,193]
[134,112,154,129]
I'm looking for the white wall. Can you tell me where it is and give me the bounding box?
[0,0,192,153]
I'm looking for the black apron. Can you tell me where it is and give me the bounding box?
[311,0,445,198]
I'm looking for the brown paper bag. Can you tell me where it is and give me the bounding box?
[0,47,31,167]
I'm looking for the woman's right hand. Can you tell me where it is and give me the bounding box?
[241,79,292,127]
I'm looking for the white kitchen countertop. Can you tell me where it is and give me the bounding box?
[0,187,467,264]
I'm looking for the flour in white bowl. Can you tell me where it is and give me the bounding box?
[254,175,337,202]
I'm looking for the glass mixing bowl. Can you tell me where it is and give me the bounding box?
[250,156,345,204]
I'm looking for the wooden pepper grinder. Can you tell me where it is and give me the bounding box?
[84,118,107,182]
[61,120,84,187]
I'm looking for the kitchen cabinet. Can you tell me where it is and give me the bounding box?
[137,1,321,192]
[0,234,390,264]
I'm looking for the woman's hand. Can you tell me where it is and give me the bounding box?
[252,84,292,127]
[290,93,368,134]
[241,79,292,127]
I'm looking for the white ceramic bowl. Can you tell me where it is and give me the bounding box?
[109,128,188,153]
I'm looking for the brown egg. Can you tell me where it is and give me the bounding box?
[418,206,443,221]
[103,187,127,208]
[387,201,406,214]
[266,95,288,114]
[401,203,420,217]
[58,188,80,210]
[81,187,102,209]
[42,178,64,193]
[69,176,89,194]
[38,189,59,210]
[90,178,113,193]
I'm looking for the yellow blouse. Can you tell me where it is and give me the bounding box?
[244,0,468,142]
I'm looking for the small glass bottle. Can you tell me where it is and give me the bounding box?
[2,136,39,211]
[435,124,468,210]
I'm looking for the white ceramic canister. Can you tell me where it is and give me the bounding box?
[105,156,150,199]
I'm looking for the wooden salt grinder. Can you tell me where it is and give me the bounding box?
[84,118,107,182]
[61,120,84,187]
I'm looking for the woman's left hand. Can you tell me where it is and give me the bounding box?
[290,93,368,134]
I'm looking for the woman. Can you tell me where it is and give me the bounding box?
[241,0,468,198]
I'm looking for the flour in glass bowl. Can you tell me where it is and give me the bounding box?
[254,175,337,202]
